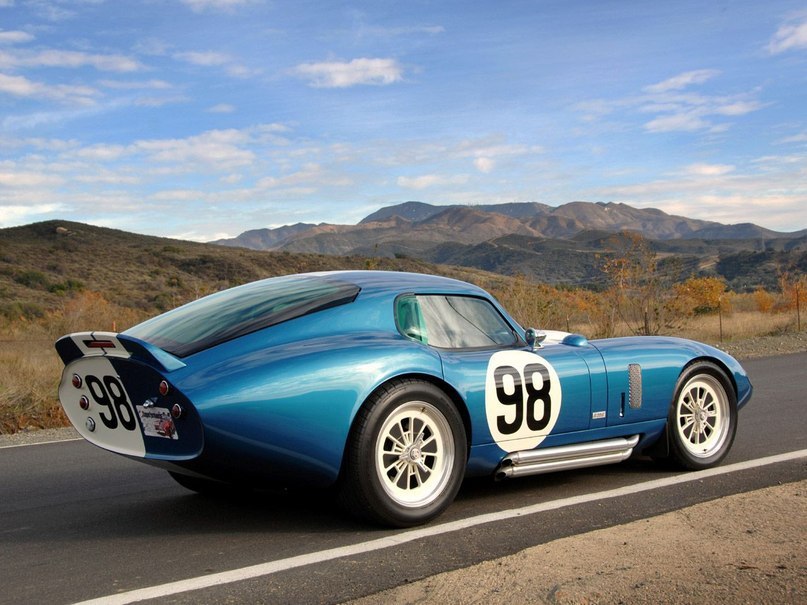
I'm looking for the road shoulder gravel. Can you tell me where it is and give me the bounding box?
[345,479,807,605]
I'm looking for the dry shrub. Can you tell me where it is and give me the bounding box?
[46,290,146,337]
[679,310,794,343]
[0,340,66,433]
[753,287,775,313]
[0,291,148,434]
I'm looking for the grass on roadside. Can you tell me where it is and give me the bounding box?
[0,340,66,433]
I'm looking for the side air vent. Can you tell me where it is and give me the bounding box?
[628,363,642,409]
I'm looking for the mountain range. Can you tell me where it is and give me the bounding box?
[214,201,807,289]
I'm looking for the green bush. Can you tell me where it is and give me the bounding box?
[14,270,50,289]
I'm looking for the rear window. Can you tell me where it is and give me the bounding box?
[125,275,360,357]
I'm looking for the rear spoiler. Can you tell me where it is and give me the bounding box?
[55,331,186,372]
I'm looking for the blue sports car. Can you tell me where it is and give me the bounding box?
[56,271,752,527]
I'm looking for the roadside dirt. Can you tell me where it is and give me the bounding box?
[345,479,807,605]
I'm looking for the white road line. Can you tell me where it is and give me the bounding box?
[73,449,807,605]
[0,438,83,449]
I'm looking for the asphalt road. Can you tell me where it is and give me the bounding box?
[1,352,805,605]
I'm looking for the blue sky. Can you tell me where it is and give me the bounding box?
[1,0,806,241]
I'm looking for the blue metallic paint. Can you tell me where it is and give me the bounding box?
[57,271,752,490]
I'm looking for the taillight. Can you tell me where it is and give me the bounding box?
[84,339,115,349]
[159,380,170,397]
[72,374,82,388]
[171,404,184,419]
[79,395,90,410]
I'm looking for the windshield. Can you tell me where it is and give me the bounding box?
[125,275,360,357]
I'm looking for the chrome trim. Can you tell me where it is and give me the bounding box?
[496,435,640,480]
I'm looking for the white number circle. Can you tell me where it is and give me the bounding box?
[485,350,562,452]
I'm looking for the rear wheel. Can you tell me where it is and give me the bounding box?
[339,379,467,527]
[666,362,737,470]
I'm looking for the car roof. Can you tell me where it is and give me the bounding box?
[309,270,487,296]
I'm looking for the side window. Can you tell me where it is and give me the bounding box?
[396,294,517,349]
[396,295,428,344]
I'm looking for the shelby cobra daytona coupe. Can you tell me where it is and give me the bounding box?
[56,271,752,526]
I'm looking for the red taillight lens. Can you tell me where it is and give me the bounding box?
[159,380,170,397]
[72,374,82,388]
[84,339,115,349]
[171,404,183,419]
[79,395,90,410]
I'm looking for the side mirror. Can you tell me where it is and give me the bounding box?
[524,328,546,351]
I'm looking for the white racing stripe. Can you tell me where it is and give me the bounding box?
[74,449,807,605]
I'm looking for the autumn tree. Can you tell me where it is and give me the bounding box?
[779,271,806,331]
[674,276,728,316]
[599,232,681,336]
[753,287,775,313]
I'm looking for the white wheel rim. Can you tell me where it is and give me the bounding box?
[374,401,455,508]
[675,374,730,458]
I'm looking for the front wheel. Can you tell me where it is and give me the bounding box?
[339,379,467,527]
[666,362,738,470]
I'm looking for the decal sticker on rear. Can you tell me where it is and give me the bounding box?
[485,350,562,452]
[137,405,179,440]
[58,357,146,457]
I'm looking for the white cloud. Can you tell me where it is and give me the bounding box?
[0,203,66,227]
[456,141,540,173]
[99,79,173,90]
[778,132,807,144]
[220,173,242,184]
[0,136,77,151]
[474,157,495,173]
[0,48,142,71]
[642,93,764,134]
[767,15,807,54]
[133,95,189,107]
[683,163,735,177]
[292,58,403,88]
[256,163,353,190]
[643,70,720,94]
[644,111,712,133]
[397,174,469,189]
[0,72,97,104]
[592,154,807,231]
[74,171,140,185]
[133,128,256,169]
[173,50,257,78]
[361,24,445,37]
[208,103,235,113]
[714,100,765,116]
[584,70,765,135]
[72,144,128,161]
[174,50,231,66]
[134,38,171,57]
[0,30,34,44]
[0,170,64,187]
[180,0,257,12]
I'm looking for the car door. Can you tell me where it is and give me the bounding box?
[396,294,595,455]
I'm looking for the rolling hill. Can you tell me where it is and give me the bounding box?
[0,221,505,320]
[213,201,807,289]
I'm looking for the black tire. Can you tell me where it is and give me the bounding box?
[665,361,738,470]
[338,379,467,527]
